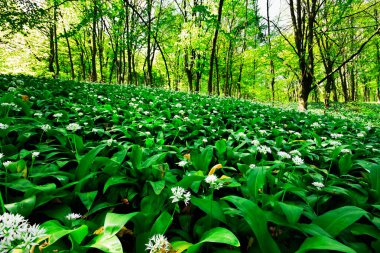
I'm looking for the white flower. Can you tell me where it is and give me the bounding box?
[177,161,187,167]
[290,150,301,157]
[34,112,43,118]
[145,234,170,253]
[357,132,365,138]
[205,175,223,190]
[3,161,12,167]
[331,133,343,139]
[251,140,260,146]
[277,151,291,159]
[205,174,218,184]
[53,113,63,118]
[41,124,51,132]
[292,156,304,165]
[341,149,351,153]
[249,164,256,169]
[237,132,246,138]
[0,153,4,159]
[32,152,40,158]
[312,181,325,190]
[169,186,191,205]
[65,213,82,220]
[257,145,271,155]
[0,123,9,130]
[0,213,46,251]
[330,140,342,146]
[202,138,208,143]
[66,123,81,132]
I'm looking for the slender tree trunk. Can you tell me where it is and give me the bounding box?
[207,0,224,95]
[48,27,55,75]
[53,1,59,78]
[61,17,75,80]
[91,0,98,82]
[267,0,275,101]
[340,66,349,102]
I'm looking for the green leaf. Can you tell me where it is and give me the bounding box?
[350,223,380,240]
[148,180,165,195]
[357,160,380,201]
[313,206,367,237]
[150,211,173,235]
[278,202,303,224]
[42,220,88,247]
[338,154,353,175]
[5,195,36,217]
[223,195,280,253]
[191,146,213,172]
[77,191,97,211]
[104,212,138,237]
[103,176,137,194]
[171,241,193,253]
[295,236,356,253]
[142,153,167,168]
[86,234,123,253]
[130,145,143,171]
[191,197,226,223]
[247,166,266,201]
[215,139,227,155]
[75,144,106,181]
[187,227,240,253]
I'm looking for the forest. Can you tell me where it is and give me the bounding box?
[1,0,380,110]
[1,1,380,253]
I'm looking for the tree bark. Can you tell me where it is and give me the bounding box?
[207,0,224,95]
[91,0,98,82]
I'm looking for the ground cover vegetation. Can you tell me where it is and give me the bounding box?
[1,75,380,252]
[1,0,380,110]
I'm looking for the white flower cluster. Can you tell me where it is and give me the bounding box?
[0,213,46,251]
[277,151,291,159]
[330,133,343,139]
[177,160,187,167]
[41,124,51,132]
[66,123,81,132]
[257,145,271,155]
[32,152,40,158]
[292,156,304,165]
[312,181,325,190]
[169,186,191,205]
[0,153,4,159]
[65,213,82,220]
[0,123,9,130]
[205,174,223,190]
[145,234,170,253]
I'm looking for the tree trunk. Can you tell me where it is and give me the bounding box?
[48,27,55,75]
[91,0,98,82]
[267,0,275,101]
[207,0,224,95]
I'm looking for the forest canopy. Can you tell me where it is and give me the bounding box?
[0,0,379,110]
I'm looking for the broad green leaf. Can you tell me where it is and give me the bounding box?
[142,153,167,168]
[247,166,266,201]
[5,195,36,217]
[187,227,240,253]
[215,139,227,155]
[357,160,380,201]
[148,180,165,195]
[171,241,193,253]
[296,236,356,253]
[313,206,367,237]
[41,220,88,246]
[130,145,143,171]
[77,191,97,211]
[103,176,137,193]
[350,223,380,240]
[338,154,353,175]
[150,211,173,235]
[191,146,213,172]
[191,197,226,223]
[75,144,106,181]
[278,202,303,224]
[86,234,123,253]
[223,196,280,253]
[104,212,138,237]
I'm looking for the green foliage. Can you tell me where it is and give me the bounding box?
[0,75,380,252]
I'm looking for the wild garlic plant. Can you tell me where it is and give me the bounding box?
[0,213,46,252]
